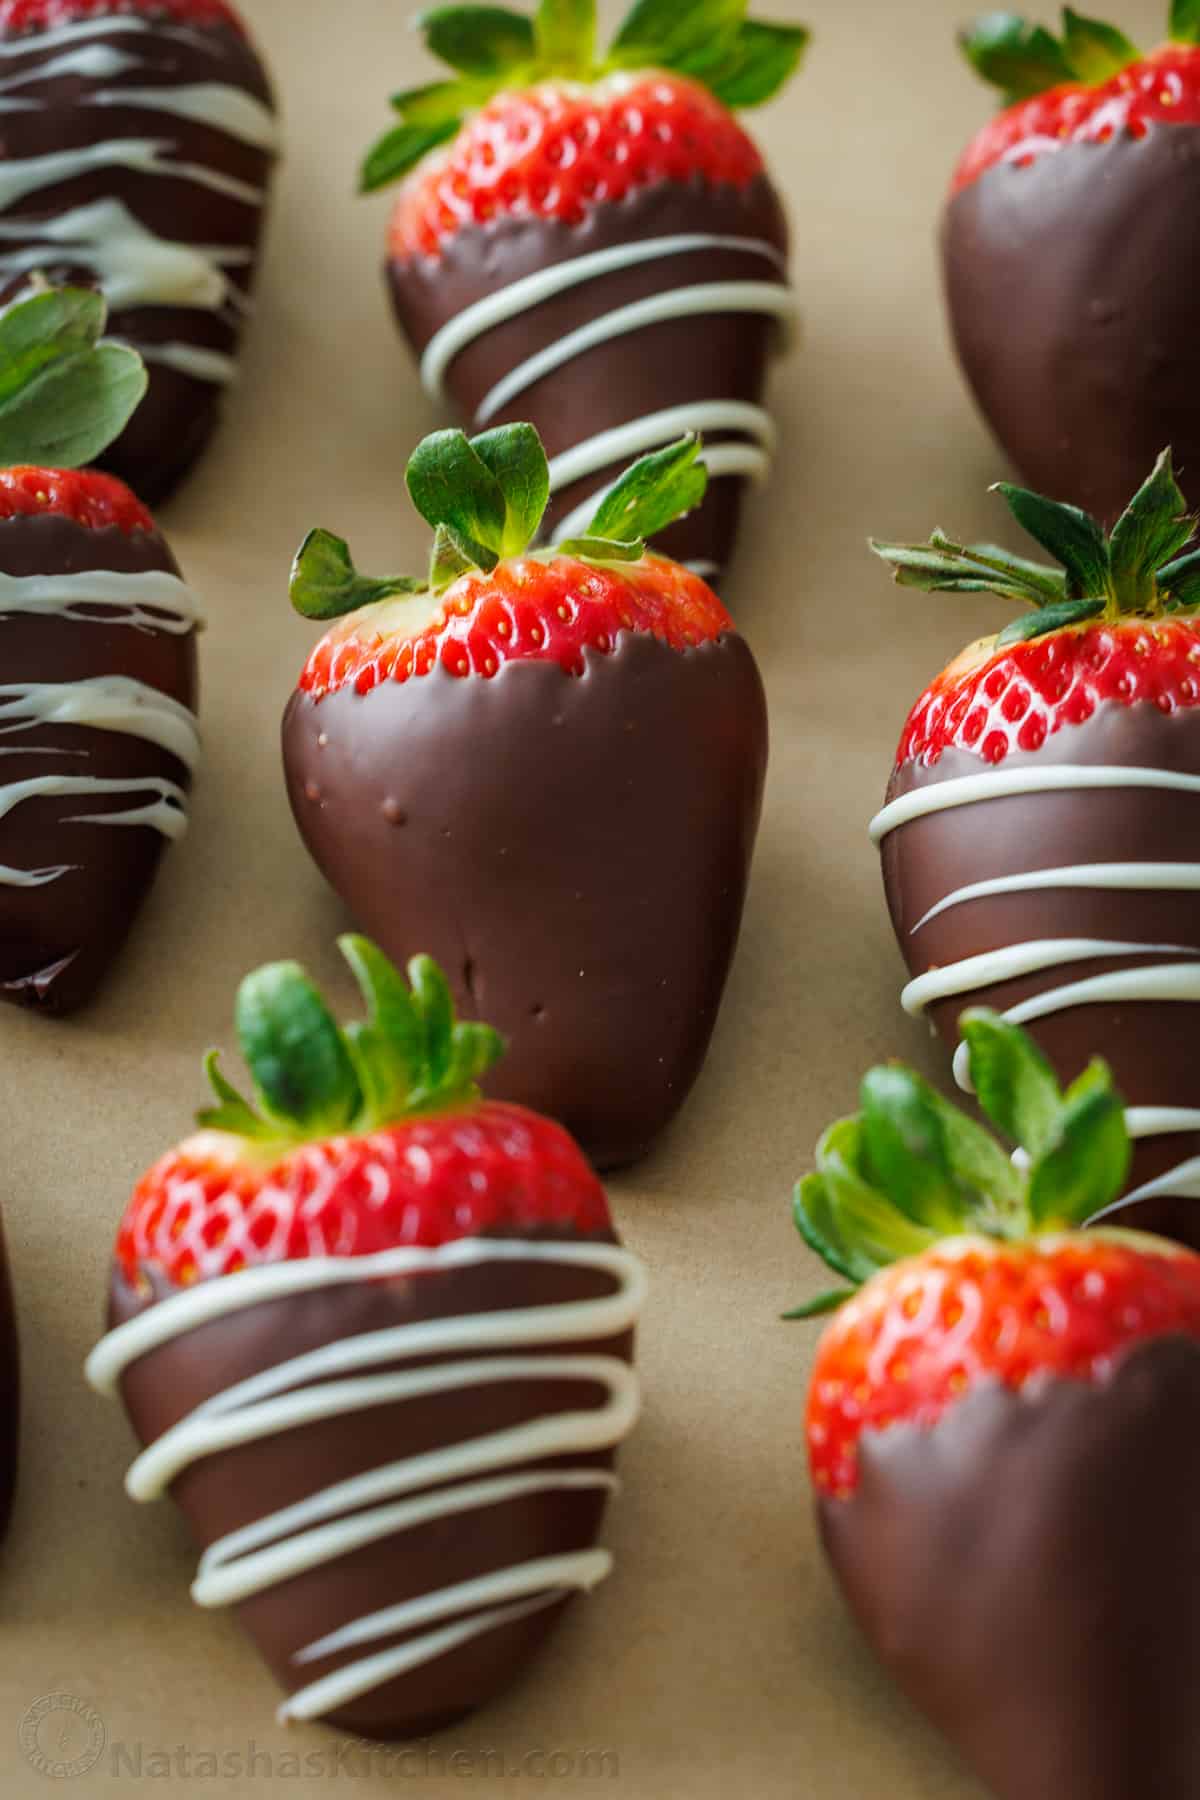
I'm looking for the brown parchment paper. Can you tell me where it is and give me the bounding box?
[0,0,1169,1793]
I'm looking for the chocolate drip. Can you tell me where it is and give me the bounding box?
[109,1235,634,1741]
[282,632,768,1169]
[0,513,198,1015]
[0,18,277,503]
[389,177,791,578]
[880,706,1200,1244]
[943,125,1200,525]
[820,1338,1200,1800]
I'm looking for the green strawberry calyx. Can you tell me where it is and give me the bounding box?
[289,422,708,622]
[962,5,1200,107]
[0,285,146,469]
[198,937,505,1153]
[870,447,1200,647]
[361,0,810,193]
[786,1011,1132,1319]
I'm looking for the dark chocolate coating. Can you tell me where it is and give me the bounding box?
[820,1337,1200,1800]
[110,1235,634,1741]
[943,125,1200,525]
[0,1218,18,1544]
[388,177,790,577]
[282,632,768,1169]
[0,513,198,1014]
[0,19,276,503]
[881,705,1200,1245]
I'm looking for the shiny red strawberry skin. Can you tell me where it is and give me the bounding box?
[390,72,764,262]
[953,43,1200,194]
[809,1235,1200,1497]
[116,1101,614,1289]
[0,466,155,534]
[300,553,733,700]
[0,0,245,33]
[897,616,1200,770]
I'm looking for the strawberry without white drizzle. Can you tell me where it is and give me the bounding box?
[790,1012,1200,1800]
[944,3,1200,523]
[88,937,646,1741]
[0,0,278,503]
[367,0,807,582]
[282,423,768,1171]
[872,452,1200,1248]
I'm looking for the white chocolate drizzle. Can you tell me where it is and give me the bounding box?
[86,1238,646,1725]
[0,15,276,384]
[417,233,792,559]
[0,567,205,633]
[876,757,1200,1219]
[0,677,200,770]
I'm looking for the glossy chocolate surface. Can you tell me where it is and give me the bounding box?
[820,1337,1200,1800]
[283,632,768,1169]
[0,19,276,503]
[389,177,790,576]
[882,705,1200,1243]
[110,1236,633,1741]
[943,126,1200,525]
[0,514,197,1014]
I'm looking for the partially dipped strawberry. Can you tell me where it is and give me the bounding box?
[791,1013,1200,1800]
[944,4,1200,523]
[871,452,1200,1246]
[87,937,645,1741]
[364,0,806,584]
[0,287,202,1014]
[282,425,768,1170]
[0,0,278,503]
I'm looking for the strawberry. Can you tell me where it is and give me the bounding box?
[789,1012,1200,1800]
[0,0,245,31]
[0,0,277,504]
[872,451,1200,1248]
[364,0,807,582]
[89,938,644,1741]
[0,287,201,1016]
[283,424,768,1171]
[945,5,1200,524]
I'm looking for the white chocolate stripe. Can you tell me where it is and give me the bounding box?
[903,940,1195,1018]
[914,862,1200,931]
[0,139,265,212]
[1125,1108,1200,1139]
[0,200,252,313]
[871,764,1200,842]
[0,678,199,770]
[87,1240,645,1726]
[0,568,205,633]
[0,19,225,60]
[419,234,789,402]
[84,84,279,153]
[478,282,795,425]
[553,436,774,546]
[685,560,720,579]
[136,340,237,384]
[546,401,776,497]
[0,45,141,90]
[0,773,188,893]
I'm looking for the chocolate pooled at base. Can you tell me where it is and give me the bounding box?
[283,631,768,1171]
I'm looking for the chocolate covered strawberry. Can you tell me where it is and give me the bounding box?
[0,0,278,504]
[282,424,768,1170]
[945,4,1200,523]
[87,937,645,1741]
[365,0,806,584]
[0,286,202,1014]
[790,1012,1200,1800]
[872,451,1200,1245]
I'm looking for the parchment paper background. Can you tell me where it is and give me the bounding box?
[0,1,1166,1794]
